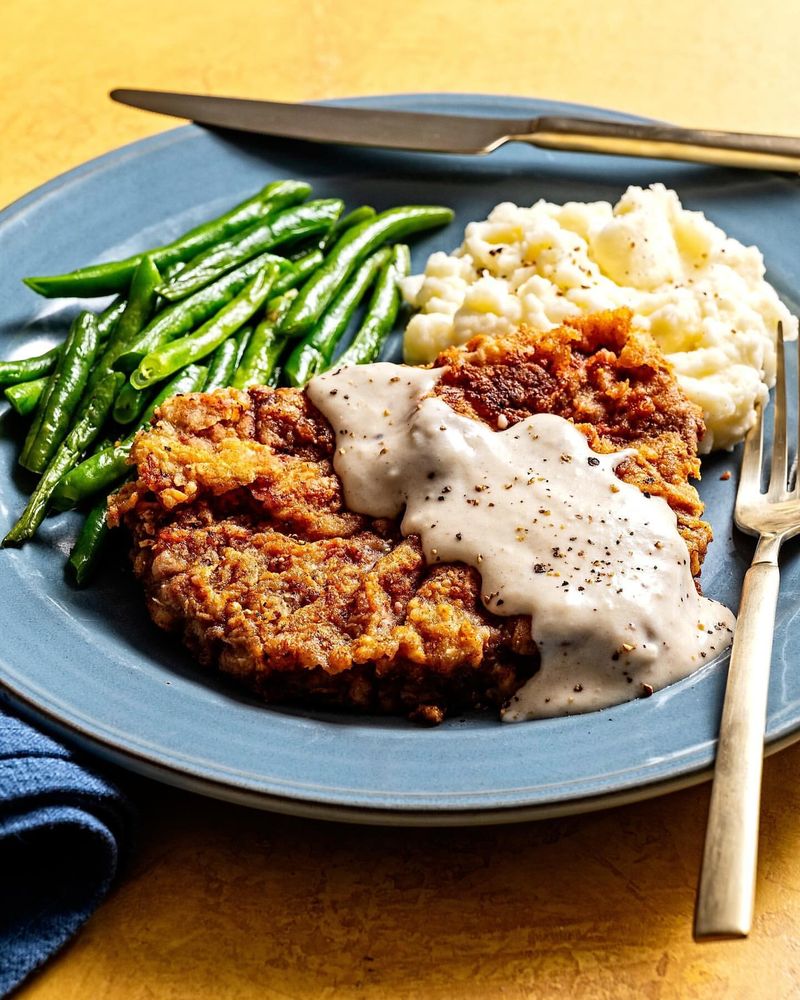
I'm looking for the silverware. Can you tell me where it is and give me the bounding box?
[110,89,800,173]
[695,325,799,939]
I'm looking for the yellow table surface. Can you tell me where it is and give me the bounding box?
[3,1,800,996]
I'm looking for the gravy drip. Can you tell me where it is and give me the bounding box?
[307,363,735,719]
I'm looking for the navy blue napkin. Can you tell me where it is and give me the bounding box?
[0,708,133,996]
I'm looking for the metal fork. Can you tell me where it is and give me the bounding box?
[695,323,799,939]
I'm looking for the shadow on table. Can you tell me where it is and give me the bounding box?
[31,741,800,999]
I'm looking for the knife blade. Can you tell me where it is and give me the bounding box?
[110,89,800,172]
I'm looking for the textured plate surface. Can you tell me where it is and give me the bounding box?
[0,94,799,824]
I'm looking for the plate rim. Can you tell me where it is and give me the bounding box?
[0,91,791,824]
[4,682,798,826]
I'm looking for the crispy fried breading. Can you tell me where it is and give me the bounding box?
[109,309,710,722]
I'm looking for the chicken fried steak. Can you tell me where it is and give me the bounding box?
[109,309,711,723]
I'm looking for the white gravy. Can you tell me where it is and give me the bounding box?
[307,363,735,720]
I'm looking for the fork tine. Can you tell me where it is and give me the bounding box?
[739,391,765,497]
[768,322,788,498]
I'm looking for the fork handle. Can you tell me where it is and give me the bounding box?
[695,559,780,939]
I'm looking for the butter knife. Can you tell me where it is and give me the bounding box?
[111,88,800,172]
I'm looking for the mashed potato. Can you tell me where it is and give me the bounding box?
[402,184,797,451]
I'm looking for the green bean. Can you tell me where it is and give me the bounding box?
[21,358,70,470]
[162,260,196,287]
[204,326,252,391]
[112,269,220,417]
[283,247,390,387]
[319,205,375,251]
[53,364,208,509]
[88,256,162,392]
[105,257,161,352]
[283,206,373,261]
[23,179,311,298]
[3,371,123,546]
[112,382,148,424]
[96,297,127,338]
[235,332,287,389]
[234,323,253,367]
[54,443,130,508]
[265,287,297,318]
[67,496,111,587]
[131,265,278,389]
[114,355,211,425]
[0,297,123,390]
[271,250,324,296]
[5,377,47,417]
[335,244,410,368]
[281,205,453,337]
[231,293,296,388]
[0,345,61,388]
[157,199,343,302]
[115,250,289,373]
[20,312,101,473]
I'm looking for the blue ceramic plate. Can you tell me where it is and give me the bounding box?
[1,94,799,825]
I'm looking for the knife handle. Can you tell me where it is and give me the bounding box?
[519,116,800,172]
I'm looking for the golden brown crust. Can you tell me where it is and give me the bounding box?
[109,309,710,721]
